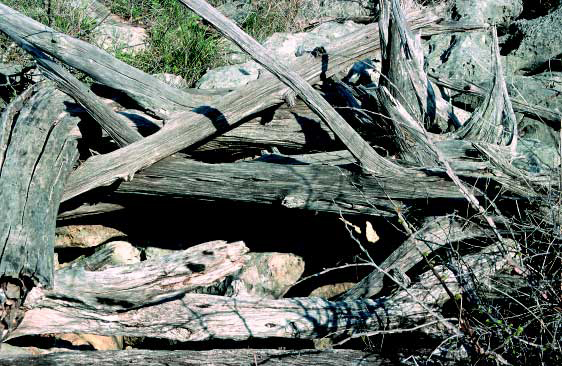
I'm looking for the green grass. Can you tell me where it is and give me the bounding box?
[1,0,300,87]
[105,0,222,86]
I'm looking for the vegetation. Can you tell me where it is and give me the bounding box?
[1,0,300,86]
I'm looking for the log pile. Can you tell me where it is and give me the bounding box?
[0,0,560,364]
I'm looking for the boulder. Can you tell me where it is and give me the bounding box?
[295,0,373,24]
[503,3,562,74]
[55,225,126,248]
[425,0,523,86]
[227,252,305,299]
[197,21,366,89]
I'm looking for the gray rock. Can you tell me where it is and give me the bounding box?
[217,0,253,25]
[196,61,261,89]
[296,0,373,24]
[503,4,562,73]
[153,73,189,90]
[227,252,305,299]
[143,246,175,260]
[514,138,560,173]
[425,0,523,86]
[452,0,523,25]
[507,72,562,117]
[197,21,366,89]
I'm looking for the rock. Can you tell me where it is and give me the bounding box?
[452,0,523,26]
[227,252,305,299]
[217,0,253,25]
[153,73,189,90]
[93,18,148,55]
[56,333,123,350]
[507,72,562,116]
[514,138,561,173]
[295,0,373,25]
[196,61,261,89]
[425,0,523,86]
[143,246,175,260]
[55,225,126,248]
[503,4,562,74]
[197,21,366,89]
[63,0,148,55]
[309,282,355,299]
[64,241,141,271]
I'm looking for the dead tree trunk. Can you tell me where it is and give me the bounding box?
[0,84,80,339]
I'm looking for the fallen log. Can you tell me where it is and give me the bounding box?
[39,5,440,202]
[37,240,248,312]
[9,241,515,342]
[0,84,80,340]
[0,349,390,366]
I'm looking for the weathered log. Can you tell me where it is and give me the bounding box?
[0,349,390,366]
[33,240,248,312]
[0,3,210,115]
[192,102,338,160]
[428,74,562,127]
[112,156,469,216]
[57,7,442,202]
[0,84,80,339]
[178,0,402,175]
[9,242,516,342]
[340,216,491,300]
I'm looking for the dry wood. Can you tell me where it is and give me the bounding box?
[0,349,389,366]
[112,156,471,216]
[452,28,517,151]
[9,242,515,342]
[0,3,209,115]
[0,84,80,339]
[428,74,562,126]
[29,240,248,313]
[58,6,442,202]
[340,216,491,300]
[178,0,401,174]
[25,42,141,147]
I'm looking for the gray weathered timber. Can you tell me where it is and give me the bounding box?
[0,349,389,366]
[31,240,248,312]
[0,3,209,115]
[15,39,142,147]
[428,74,562,127]
[10,243,515,341]
[192,101,338,159]
[452,28,517,150]
[340,216,492,300]
[113,157,471,216]
[178,0,402,175]
[0,84,80,338]
[60,7,443,202]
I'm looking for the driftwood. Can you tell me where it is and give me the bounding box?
[3,5,439,203]
[0,0,556,360]
[35,240,248,313]
[0,84,80,340]
[0,349,390,366]
[8,241,515,342]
